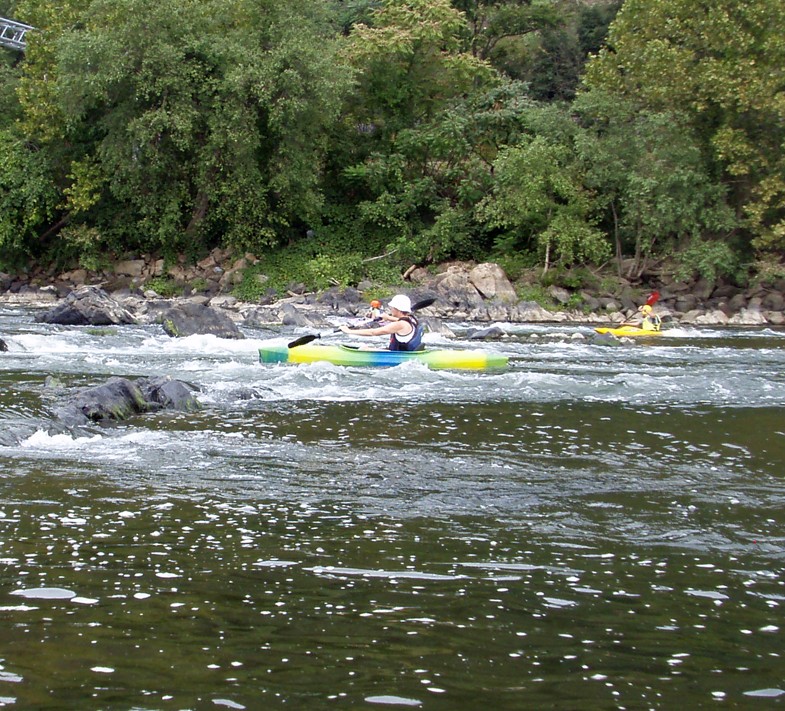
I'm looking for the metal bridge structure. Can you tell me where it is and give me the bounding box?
[0,17,33,51]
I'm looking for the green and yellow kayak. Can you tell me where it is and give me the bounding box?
[259,343,508,370]
[595,326,663,338]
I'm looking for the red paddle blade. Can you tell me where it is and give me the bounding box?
[645,291,660,306]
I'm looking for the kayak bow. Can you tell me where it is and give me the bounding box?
[259,343,508,370]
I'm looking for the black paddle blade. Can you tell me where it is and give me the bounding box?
[411,297,436,311]
[288,333,320,349]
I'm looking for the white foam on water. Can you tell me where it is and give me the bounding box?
[20,430,104,449]
[13,333,85,353]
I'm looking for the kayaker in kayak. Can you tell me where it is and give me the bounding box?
[624,303,662,331]
[349,299,389,329]
[366,299,384,320]
[340,294,425,351]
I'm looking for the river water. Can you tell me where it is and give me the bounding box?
[1,303,784,710]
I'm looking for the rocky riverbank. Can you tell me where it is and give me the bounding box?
[1,250,785,329]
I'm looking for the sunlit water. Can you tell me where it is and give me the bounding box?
[1,305,784,709]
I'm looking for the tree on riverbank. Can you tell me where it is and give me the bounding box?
[583,0,785,261]
[4,0,351,265]
[0,0,782,295]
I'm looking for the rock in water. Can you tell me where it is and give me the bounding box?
[137,376,200,412]
[160,302,244,338]
[35,285,137,326]
[53,376,201,426]
[466,326,506,340]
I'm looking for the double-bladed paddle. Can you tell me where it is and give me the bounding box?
[287,297,436,349]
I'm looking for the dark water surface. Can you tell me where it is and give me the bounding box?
[1,305,784,709]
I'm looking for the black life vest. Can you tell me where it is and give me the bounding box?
[389,314,424,351]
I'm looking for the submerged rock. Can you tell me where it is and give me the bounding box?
[466,326,506,340]
[138,376,201,412]
[592,332,626,346]
[54,376,200,426]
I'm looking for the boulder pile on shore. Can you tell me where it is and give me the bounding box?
[1,253,784,328]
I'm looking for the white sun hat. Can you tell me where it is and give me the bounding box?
[387,294,412,312]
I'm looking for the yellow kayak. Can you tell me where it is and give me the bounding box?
[595,326,663,338]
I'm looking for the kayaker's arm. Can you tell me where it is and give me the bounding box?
[622,305,646,327]
[341,297,419,341]
[341,322,401,337]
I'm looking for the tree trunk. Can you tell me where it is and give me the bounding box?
[612,202,622,278]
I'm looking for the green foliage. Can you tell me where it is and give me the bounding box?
[476,134,611,269]
[492,250,539,282]
[584,0,785,251]
[0,128,60,260]
[232,266,273,302]
[232,245,352,297]
[576,1,622,56]
[573,90,738,276]
[515,282,577,311]
[525,28,583,102]
[515,283,551,304]
[0,52,22,128]
[362,285,394,303]
[345,0,496,139]
[145,277,183,298]
[189,277,209,293]
[1,0,780,287]
[231,211,410,298]
[453,0,560,69]
[516,274,589,312]
[58,224,107,272]
[543,265,600,292]
[339,79,537,267]
[674,238,742,283]
[62,158,103,216]
[749,256,785,286]
[378,203,483,265]
[336,0,503,267]
[14,0,353,257]
[304,252,364,290]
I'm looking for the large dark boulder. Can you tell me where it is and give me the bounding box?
[160,301,244,339]
[0,338,7,352]
[68,377,148,424]
[279,302,310,327]
[35,285,137,326]
[316,286,362,312]
[431,268,484,311]
[54,376,200,427]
